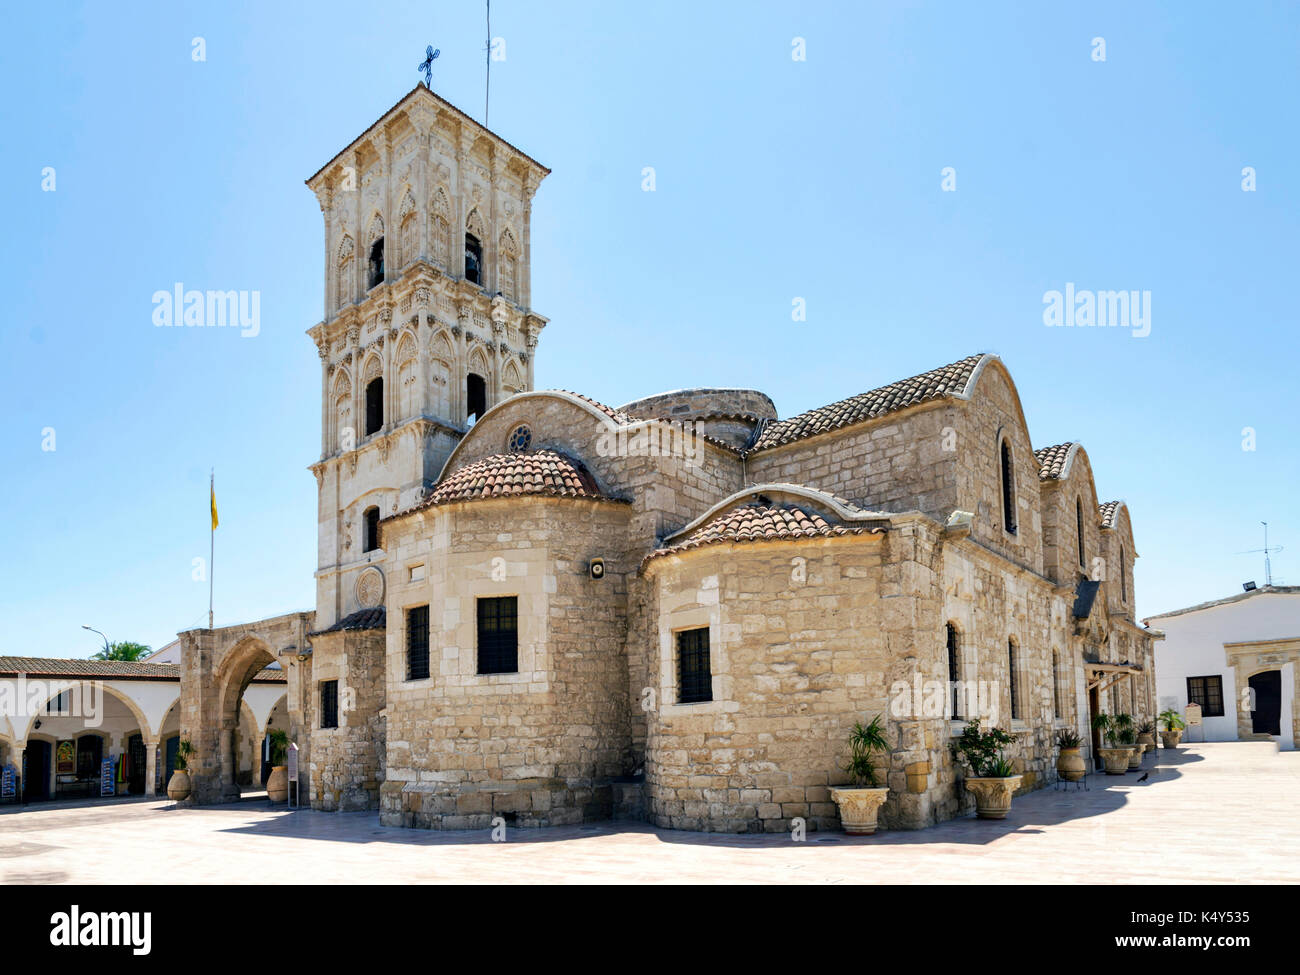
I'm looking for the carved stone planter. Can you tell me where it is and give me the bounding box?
[1160,730,1182,749]
[266,765,289,802]
[166,770,191,801]
[964,775,1022,819]
[829,787,889,835]
[1056,747,1086,782]
[1137,732,1156,754]
[1126,745,1142,769]
[1098,747,1131,774]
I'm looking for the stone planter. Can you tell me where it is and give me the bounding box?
[964,775,1022,819]
[266,765,289,802]
[1160,729,1182,749]
[1126,745,1142,769]
[1137,732,1155,754]
[1098,747,1131,774]
[1056,747,1086,782]
[829,787,889,835]
[166,770,191,801]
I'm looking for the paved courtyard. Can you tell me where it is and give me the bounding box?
[2,742,1296,884]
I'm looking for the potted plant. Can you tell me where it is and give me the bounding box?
[1159,709,1186,748]
[1092,714,1131,774]
[265,729,291,802]
[1055,728,1086,782]
[167,739,195,800]
[1136,720,1156,755]
[1114,713,1142,769]
[952,719,1021,819]
[829,715,891,834]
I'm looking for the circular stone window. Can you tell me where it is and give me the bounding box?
[506,424,532,452]
[356,567,385,608]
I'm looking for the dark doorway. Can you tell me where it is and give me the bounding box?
[1249,670,1282,736]
[365,377,384,435]
[23,740,50,801]
[1088,684,1102,771]
[368,237,385,288]
[77,736,103,793]
[467,373,486,423]
[465,233,483,284]
[127,734,146,795]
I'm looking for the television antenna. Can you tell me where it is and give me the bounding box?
[1238,521,1283,587]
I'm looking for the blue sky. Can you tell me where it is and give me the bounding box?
[2,1,1297,656]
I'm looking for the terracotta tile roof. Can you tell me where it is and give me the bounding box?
[393,450,619,518]
[1034,442,1076,480]
[751,354,987,451]
[1099,500,1121,528]
[643,502,878,566]
[0,657,285,682]
[310,607,386,635]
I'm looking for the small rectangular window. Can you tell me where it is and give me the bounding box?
[406,605,430,681]
[1008,640,1020,720]
[408,563,426,582]
[477,597,518,674]
[320,680,339,729]
[677,627,712,704]
[1187,675,1224,717]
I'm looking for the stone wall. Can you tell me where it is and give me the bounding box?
[379,496,634,828]
[307,627,387,811]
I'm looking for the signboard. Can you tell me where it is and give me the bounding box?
[55,740,75,774]
[1185,703,1203,726]
[99,758,115,797]
[1,766,14,799]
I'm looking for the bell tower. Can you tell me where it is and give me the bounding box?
[306,85,550,629]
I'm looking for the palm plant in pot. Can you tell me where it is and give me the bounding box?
[1092,714,1132,774]
[167,738,195,800]
[1159,709,1186,748]
[1114,713,1142,769]
[952,719,1021,818]
[1055,728,1086,782]
[829,715,891,835]
[265,729,291,802]
[1136,720,1156,755]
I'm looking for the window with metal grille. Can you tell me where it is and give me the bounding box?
[1187,675,1224,717]
[1000,440,1017,534]
[946,623,961,718]
[1052,650,1062,719]
[320,680,339,729]
[1008,638,1020,720]
[477,596,518,674]
[365,377,383,435]
[1076,497,1086,567]
[406,605,430,681]
[465,233,483,285]
[677,627,712,704]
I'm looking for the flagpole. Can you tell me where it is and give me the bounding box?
[209,469,215,631]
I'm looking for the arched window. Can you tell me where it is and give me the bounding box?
[336,235,354,311]
[946,623,961,719]
[365,376,383,435]
[498,229,518,302]
[466,372,486,423]
[1076,497,1086,567]
[1008,638,1020,720]
[368,237,385,289]
[465,233,483,285]
[1000,439,1017,534]
[431,189,452,267]
[363,506,380,553]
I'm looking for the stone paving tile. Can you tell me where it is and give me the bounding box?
[1,743,1295,884]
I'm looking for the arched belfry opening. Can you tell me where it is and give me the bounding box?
[368,236,385,289]
[467,372,487,423]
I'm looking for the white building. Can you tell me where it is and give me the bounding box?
[1146,586,1299,749]
[0,656,287,802]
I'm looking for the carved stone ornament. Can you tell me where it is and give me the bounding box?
[356,567,385,608]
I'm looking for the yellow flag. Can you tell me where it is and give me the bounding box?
[211,483,219,530]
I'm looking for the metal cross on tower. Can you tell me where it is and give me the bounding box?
[419,45,440,88]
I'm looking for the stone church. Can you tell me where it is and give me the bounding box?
[177,84,1158,833]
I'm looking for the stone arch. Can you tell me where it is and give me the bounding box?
[365,212,385,245]
[212,636,278,801]
[498,227,519,302]
[332,369,353,452]
[336,234,354,310]
[23,681,154,744]
[395,332,419,420]
[502,359,524,396]
[398,189,418,267]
